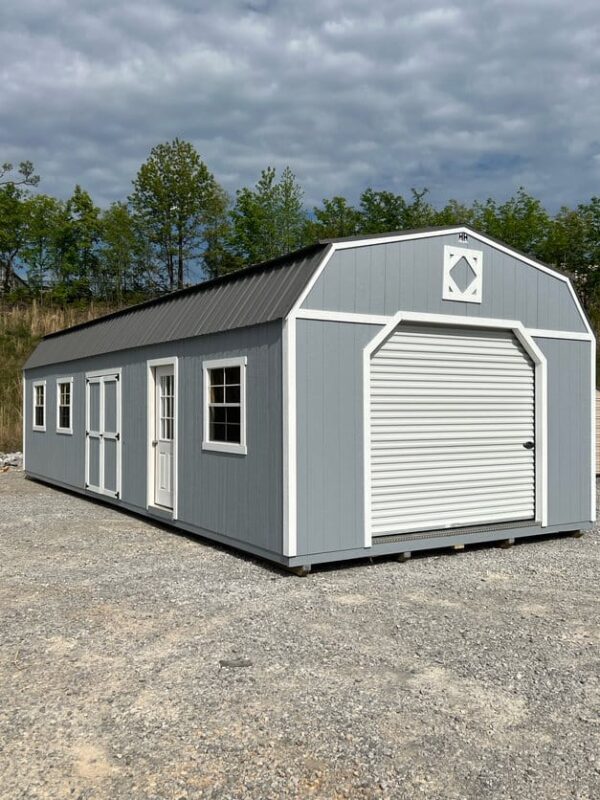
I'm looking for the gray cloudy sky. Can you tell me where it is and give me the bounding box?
[1,0,599,210]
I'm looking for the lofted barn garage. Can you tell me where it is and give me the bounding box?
[23,226,595,569]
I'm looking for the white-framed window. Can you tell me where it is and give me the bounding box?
[32,381,46,431]
[56,378,73,434]
[202,356,247,455]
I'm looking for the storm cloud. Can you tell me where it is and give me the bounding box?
[1,0,599,209]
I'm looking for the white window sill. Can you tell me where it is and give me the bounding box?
[57,428,73,436]
[32,426,46,432]
[203,440,247,456]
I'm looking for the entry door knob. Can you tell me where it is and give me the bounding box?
[523,441,534,450]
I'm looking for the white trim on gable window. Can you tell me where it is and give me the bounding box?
[202,356,247,455]
[56,377,74,434]
[32,380,46,431]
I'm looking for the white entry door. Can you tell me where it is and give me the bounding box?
[369,324,536,535]
[153,365,175,509]
[86,372,121,498]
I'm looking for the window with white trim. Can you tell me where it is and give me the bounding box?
[33,382,46,431]
[57,379,73,433]
[203,357,247,454]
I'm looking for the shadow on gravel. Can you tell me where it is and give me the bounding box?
[26,474,591,579]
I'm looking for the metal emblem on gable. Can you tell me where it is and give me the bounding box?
[443,245,483,304]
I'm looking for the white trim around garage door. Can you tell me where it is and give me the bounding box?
[362,311,549,547]
[147,357,179,520]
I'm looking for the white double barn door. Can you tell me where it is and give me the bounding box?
[370,324,537,535]
[86,372,121,498]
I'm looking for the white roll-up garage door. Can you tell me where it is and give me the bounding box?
[370,324,536,535]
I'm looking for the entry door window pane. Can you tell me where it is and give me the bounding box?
[160,374,174,440]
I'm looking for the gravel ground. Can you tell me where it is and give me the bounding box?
[1,471,599,800]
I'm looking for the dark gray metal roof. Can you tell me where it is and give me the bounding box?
[25,243,328,369]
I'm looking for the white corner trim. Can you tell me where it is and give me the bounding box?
[202,355,247,457]
[591,337,597,522]
[282,317,297,557]
[147,357,179,518]
[32,379,46,432]
[22,375,26,470]
[361,311,549,548]
[56,377,74,435]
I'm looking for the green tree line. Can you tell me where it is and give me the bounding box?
[2,141,600,329]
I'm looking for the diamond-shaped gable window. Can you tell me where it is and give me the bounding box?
[442,245,483,304]
[450,257,477,294]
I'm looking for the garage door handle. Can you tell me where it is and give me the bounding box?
[523,441,534,450]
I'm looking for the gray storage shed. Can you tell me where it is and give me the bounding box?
[23,226,596,569]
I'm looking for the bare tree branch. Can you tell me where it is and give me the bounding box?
[0,160,40,187]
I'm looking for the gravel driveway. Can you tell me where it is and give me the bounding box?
[1,471,599,799]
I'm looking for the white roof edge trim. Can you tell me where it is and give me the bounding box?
[287,227,592,336]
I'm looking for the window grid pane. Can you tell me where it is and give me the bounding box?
[208,366,242,445]
[34,385,44,427]
[159,374,174,441]
[58,382,71,429]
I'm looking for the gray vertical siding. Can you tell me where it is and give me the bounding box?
[24,321,283,557]
[296,320,381,556]
[537,337,593,525]
[295,321,593,557]
[24,371,86,487]
[177,324,283,553]
[301,235,587,333]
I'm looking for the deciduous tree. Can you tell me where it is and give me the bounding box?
[229,166,307,264]
[130,139,229,290]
